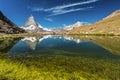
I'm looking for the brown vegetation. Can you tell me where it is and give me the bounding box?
[67,10,120,35]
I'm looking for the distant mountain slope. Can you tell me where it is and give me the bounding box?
[0,11,26,34]
[68,10,120,35]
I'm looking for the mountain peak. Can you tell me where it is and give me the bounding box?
[22,15,46,33]
[24,15,36,27]
[30,14,33,17]
[29,14,34,21]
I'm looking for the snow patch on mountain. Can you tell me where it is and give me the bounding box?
[22,25,36,30]
[63,21,84,30]
[38,24,51,31]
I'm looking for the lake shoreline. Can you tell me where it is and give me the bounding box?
[0,33,120,40]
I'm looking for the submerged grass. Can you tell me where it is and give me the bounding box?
[0,54,120,80]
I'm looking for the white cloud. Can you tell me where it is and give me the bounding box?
[29,0,99,16]
[44,18,53,22]
[31,0,98,11]
[44,0,98,11]
[49,7,93,16]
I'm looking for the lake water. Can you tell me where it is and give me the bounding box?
[0,35,120,58]
[0,35,120,79]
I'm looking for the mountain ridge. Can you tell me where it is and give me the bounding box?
[67,10,120,35]
[104,10,120,19]
[0,11,26,34]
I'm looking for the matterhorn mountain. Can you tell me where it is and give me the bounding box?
[22,15,49,33]
[63,21,84,31]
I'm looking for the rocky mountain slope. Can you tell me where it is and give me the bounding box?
[0,11,26,34]
[67,10,120,35]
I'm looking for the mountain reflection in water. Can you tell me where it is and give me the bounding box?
[0,35,117,59]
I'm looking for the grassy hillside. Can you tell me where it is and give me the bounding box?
[67,10,120,35]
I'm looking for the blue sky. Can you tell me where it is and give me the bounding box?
[0,0,120,28]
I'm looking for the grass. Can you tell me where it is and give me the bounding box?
[0,53,120,80]
[66,33,115,36]
[0,33,47,40]
[0,32,118,40]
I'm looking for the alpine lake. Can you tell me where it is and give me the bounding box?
[0,35,120,80]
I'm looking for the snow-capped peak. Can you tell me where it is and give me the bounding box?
[74,21,83,27]
[63,21,83,30]
[22,15,47,32]
[25,15,36,27]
